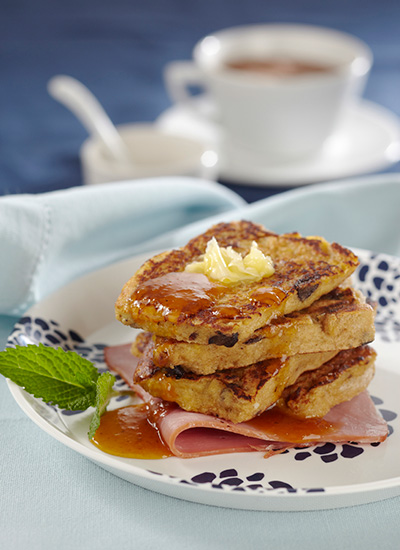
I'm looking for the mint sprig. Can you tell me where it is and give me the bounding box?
[0,344,116,438]
[88,371,116,439]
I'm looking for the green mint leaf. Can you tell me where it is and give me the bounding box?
[88,371,116,439]
[0,344,100,411]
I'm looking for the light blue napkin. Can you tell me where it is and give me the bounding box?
[0,177,245,318]
[1,174,400,550]
[167,173,400,257]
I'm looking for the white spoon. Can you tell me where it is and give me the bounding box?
[47,75,132,164]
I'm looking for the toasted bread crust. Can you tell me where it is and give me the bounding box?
[277,345,376,418]
[115,221,359,344]
[134,334,337,423]
[149,286,375,374]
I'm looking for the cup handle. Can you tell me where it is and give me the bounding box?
[164,60,206,105]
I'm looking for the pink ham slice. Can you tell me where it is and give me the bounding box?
[104,344,388,459]
[104,343,152,403]
[158,409,297,458]
[159,393,388,458]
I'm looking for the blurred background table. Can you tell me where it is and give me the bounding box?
[1,0,399,202]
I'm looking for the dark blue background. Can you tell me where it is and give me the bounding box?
[1,0,399,202]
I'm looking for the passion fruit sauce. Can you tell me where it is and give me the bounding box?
[91,402,174,459]
[130,271,286,322]
[131,272,223,318]
[91,400,334,459]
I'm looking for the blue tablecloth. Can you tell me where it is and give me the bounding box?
[1,0,399,202]
[1,1,400,548]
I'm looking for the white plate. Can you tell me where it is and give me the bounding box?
[6,248,400,511]
[156,98,400,186]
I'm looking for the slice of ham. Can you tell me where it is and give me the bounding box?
[157,409,298,458]
[104,343,152,403]
[104,344,388,459]
[159,392,387,458]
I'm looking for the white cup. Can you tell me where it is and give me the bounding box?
[164,24,373,161]
[80,123,218,185]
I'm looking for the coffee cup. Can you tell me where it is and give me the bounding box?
[164,24,373,161]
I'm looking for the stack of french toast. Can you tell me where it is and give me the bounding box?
[115,221,376,424]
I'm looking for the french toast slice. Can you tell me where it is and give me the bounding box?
[277,345,376,418]
[146,285,375,374]
[133,333,337,423]
[115,221,359,345]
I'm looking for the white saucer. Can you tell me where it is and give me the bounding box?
[156,97,400,186]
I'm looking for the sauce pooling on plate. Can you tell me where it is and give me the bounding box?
[91,400,335,459]
[91,402,174,459]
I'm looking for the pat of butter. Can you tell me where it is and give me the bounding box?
[184,237,274,284]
